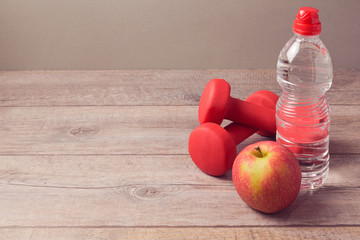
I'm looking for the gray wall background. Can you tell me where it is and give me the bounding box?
[0,0,359,70]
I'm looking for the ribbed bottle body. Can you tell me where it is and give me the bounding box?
[276,33,333,189]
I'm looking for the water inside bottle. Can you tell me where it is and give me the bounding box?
[276,34,333,189]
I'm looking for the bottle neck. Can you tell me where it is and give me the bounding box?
[293,32,320,40]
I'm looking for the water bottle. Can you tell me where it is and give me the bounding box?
[276,7,333,190]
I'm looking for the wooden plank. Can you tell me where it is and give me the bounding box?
[0,70,358,107]
[0,185,358,227]
[0,105,359,155]
[0,154,356,191]
[0,227,359,240]
[0,154,358,227]
[0,106,196,155]
[0,155,222,189]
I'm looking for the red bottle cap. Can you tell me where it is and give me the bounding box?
[293,7,321,36]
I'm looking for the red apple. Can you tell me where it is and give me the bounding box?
[232,141,301,214]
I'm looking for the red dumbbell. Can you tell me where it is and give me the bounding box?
[246,90,279,137]
[189,90,279,176]
[189,122,255,176]
[198,79,277,135]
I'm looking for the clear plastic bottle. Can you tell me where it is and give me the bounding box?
[276,7,333,189]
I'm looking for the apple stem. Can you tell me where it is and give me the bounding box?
[255,146,263,158]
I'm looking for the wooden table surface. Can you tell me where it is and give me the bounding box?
[0,70,359,239]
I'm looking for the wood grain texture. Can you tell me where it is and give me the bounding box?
[0,227,359,240]
[0,69,358,106]
[0,154,358,227]
[0,105,358,154]
[0,70,359,238]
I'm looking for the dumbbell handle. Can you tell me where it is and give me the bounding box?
[225,122,257,144]
[226,96,276,134]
